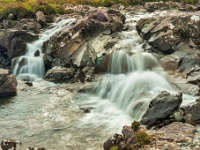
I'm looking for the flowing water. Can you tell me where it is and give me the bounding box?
[0,11,196,149]
[13,18,76,81]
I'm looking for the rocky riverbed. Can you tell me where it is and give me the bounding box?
[0,2,200,150]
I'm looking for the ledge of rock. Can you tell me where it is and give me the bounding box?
[0,69,17,97]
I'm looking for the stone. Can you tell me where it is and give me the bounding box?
[34,50,40,57]
[141,91,182,128]
[43,67,74,83]
[122,126,134,139]
[153,122,196,142]
[182,102,200,122]
[0,29,37,59]
[0,69,17,97]
[7,13,15,20]
[136,14,200,54]
[36,11,46,25]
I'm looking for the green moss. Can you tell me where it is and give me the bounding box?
[134,130,151,147]
[131,120,140,131]
[109,145,119,150]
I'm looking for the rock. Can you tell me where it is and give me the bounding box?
[43,67,74,83]
[153,122,196,142]
[173,109,185,121]
[141,91,182,128]
[24,81,33,87]
[182,102,200,123]
[0,29,38,59]
[136,14,200,54]
[43,8,125,73]
[26,147,47,150]
[122,125,134,139]
[1,139,22,150]
[144,2,197,12]
[34,50,40,57]
[103,134,124,150]
[0,69,17,97]
[7,13,15,20]
[36,11,46,25]
[184,114,196,126]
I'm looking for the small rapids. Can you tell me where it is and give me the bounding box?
[0,81,132,149]
[13,18,76,81]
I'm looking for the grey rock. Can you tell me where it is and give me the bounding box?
[141,91,182,128]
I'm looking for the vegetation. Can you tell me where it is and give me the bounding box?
[0,0,199,20]
[134,130,151,147]
[131,120,140,131]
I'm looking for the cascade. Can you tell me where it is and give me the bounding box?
[12,18,76,81]
[93,14,173,120]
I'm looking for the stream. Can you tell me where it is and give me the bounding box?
[0,10,196,149]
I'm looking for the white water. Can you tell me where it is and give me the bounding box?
[93,13,175,120]
[13,18,76,81]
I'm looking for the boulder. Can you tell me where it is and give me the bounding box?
[43,67,74,83]
[182,102,200,123]
[36,11,46,26]
[0,29,38,59]
[0,69,17,97]
[141,91,182,129]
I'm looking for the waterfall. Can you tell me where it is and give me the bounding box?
[93,14,173,121]
[13,18,76,81]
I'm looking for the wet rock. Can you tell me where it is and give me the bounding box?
[141,91,182,129]
[0,69,17,97]
[26,147,47,150]
[79,107,93,113]
[0,29,38,59]
[43,67,74,83]
[1,139,22,150]
[24,81,33,87]
[0,50,10,69]
[34,50,40,57]
[18,57,28,67]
